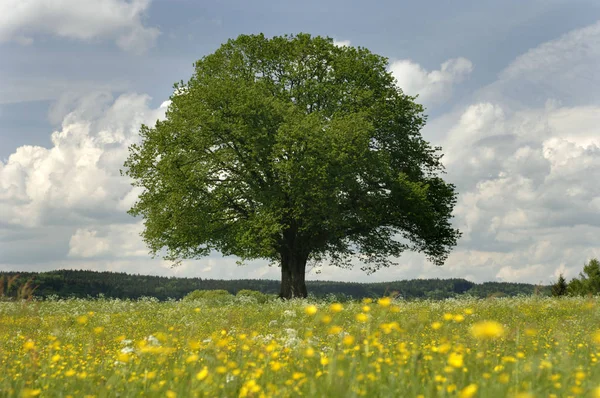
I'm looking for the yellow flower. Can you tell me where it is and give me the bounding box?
[166,391,176,398]
[377,297,392,307]
[591,387,600,398]
[355,313,369,323]
[305,347,315,357]
[21,389,41,398]
[329,303,343,313]
[343,335,355,346]
[513,393,534,398]
[270,361,282,371]
[431,322,442,330]
[471,321,505,339]
[196,366,209,381]
[304,305,318,316]
[76,315,88,325]
[453,314,465,322]
[186,354,199,363]
[459,384,478,398]
[328,326,343,335]
[592,330,600,344]
[448,352,464,368]
[23,340,35,351]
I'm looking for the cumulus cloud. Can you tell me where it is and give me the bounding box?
[0,0,160,53]
[0,92,169,228]
[389,57,473,106]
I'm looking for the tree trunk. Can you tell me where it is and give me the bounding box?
[279,252,308,299]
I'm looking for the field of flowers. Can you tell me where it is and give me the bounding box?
[1,295,600,397]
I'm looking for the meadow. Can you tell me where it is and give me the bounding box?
[1,295,600,397]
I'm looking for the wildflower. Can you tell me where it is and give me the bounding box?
[196,367,209,381]
[21,389,41,398]
[186,354,199,363]
[23,341,35,351]
[448,352,464,368]
[377,297,392,307]
[304,305,318,316]
[328,326,343,335]
[453,314,465,322]
[459,384,478,398]
[592,330,600,344]
[471,321,505,339]
[431,322,442,330]
[342,335,355,346]
[355,313,369,323]
[329,303,343,313]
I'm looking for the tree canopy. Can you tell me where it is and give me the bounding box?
[567,258,600,296]
[123,33,461,298]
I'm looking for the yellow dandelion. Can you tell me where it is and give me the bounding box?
[343,335,355,346]
[304,305,318,316]
[459,384,478,398]
[448,352,464,368]
[23,341,35,351]
[431,322,442,330]
[328,326,343,335]
[453,314,465,322]
[355,313,369,323]
[186,354,199,363]
[377,297,392,307]
[471,321,505,340]
[21,389,41,398]
[329,303,343,313]
[196,366,209,381]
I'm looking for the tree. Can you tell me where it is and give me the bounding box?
[123,33,461,299]
[551,273,567,297]
[568,258,600,296]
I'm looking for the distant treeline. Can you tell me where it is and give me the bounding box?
[0,269,550,301]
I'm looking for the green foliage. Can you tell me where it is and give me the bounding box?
[236,289,269,303]
[122,33,461,296]
[551,273,568,297]
[568,258,600,296]
[0,270,549,301]
[182,289,232,301]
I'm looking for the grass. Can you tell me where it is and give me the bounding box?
[1,295,600,397]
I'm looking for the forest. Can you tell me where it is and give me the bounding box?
[0,269,549,301]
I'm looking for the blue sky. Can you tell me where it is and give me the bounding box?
[1,0,600,284]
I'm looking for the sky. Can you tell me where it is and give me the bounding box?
[1,0,600,285]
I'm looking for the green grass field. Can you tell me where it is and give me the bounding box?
[1,296,600,397]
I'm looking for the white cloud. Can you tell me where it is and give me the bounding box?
[0,92,168,228]
[333,39,351,47]
[389,57,473,106]
[0,0,160,54]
